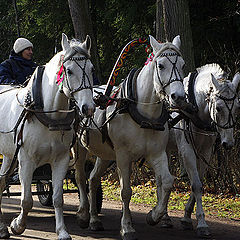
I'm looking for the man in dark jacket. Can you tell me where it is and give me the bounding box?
[0,37,37,85]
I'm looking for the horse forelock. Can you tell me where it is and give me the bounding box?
[154,42,182,59]
[63,39,90,63]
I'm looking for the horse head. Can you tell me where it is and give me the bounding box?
[60,33,95,118]
[209,72,240,149]
[149,35,186,108]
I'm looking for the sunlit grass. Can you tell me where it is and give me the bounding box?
[102,180,240,220]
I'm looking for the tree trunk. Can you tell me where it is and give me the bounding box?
[156,0,195,75]
[156,0,165,42]
[67,0,102,82]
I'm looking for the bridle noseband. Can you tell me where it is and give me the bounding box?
[61,46,93,98]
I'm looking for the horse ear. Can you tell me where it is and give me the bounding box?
[172,35,181,49]
[149,35,162,54]
[211,73,220,90]
[61,33,70,51]
[82,35,91,54]
[232,72,240,92]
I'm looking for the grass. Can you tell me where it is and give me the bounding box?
[102,180,240,221]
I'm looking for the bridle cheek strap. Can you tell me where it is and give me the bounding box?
[210,94,237,129]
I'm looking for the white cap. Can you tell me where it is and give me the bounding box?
[13,37,33,54]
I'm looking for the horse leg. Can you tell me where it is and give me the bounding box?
[116,151,137,240]
[10,154,35,235]
[52,154,71,240]
[74,145,90,229]
[177,136,210,237]
[89,157,109,231]
[0,156,12,238]
[195,149,212,238]
[146,152,174,227]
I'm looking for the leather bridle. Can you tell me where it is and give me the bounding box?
[154,44,183,92]
[208,88,237,129]
[62,46,93,97]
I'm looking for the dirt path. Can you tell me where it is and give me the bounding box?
[2,186,240,240]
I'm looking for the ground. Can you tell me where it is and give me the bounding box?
[1,186,240,240]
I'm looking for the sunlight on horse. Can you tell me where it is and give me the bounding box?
[73,35,187,240]
[0,33,95,240]
[167,64,240,237]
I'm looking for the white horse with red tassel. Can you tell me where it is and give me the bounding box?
[0,33,95,240]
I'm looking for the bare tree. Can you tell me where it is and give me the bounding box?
[156,0,195,74]
[68,0,102,82]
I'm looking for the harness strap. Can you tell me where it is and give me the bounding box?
[188,71,199,112]
[186,121,220,170]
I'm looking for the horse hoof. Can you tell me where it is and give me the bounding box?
[180,218,193,230]
[10,218,26,235]
[89,221,104,231]
[58,230,72,240]
[0,228,10,239]
[160,219,173,228]
[146,210,158,226]
[58,237,72,240]
[77,218,89,229]
[120,231,138,240]
[196,227,211,238]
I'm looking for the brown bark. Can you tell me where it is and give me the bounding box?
[157,0,195,74]
[67,0,102,82]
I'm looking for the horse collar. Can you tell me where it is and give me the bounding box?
[186,71,216,132]
[31,66,76,131]
[120,68,170,131]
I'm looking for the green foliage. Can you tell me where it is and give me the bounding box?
[0,0,74,64]
[1,0,239,79]
[189,0,240,75]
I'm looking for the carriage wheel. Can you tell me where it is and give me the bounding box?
[36,180,53,206]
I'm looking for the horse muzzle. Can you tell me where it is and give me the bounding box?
[222,140,234,150]
[81,104,95,118]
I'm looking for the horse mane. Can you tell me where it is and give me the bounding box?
[197,63,226,81]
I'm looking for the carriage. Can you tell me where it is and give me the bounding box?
[1,155,103,213]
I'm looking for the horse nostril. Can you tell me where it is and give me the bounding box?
[171,93,176,100]
[82,104,88,115]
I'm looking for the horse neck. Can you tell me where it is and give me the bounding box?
[194,73,212,121]
[135,64,163,119]
[41,55,69,118]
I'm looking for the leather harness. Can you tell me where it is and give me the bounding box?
[31,66,76,131]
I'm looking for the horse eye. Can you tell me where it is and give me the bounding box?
[67,69,73,75]
[158,64,164,70]
[216,106,221,112]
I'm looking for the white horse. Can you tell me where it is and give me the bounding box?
[167,64,240,237]
[0,33,95,240]
[74,35,186,240]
